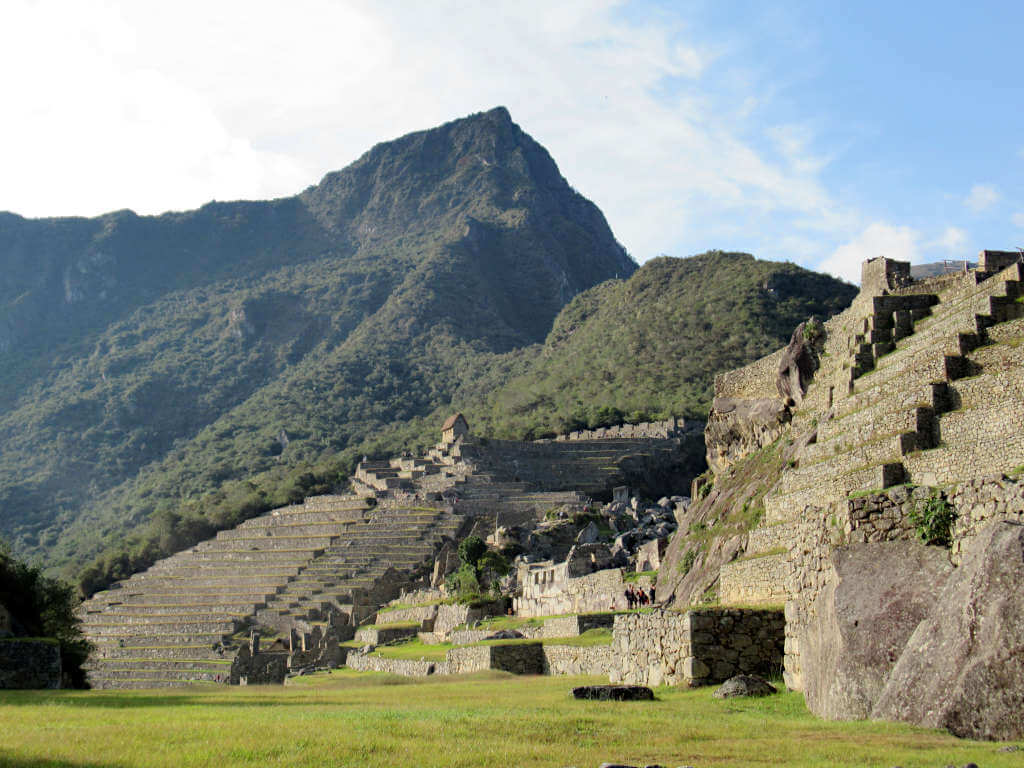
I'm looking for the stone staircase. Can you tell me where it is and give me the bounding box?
[721,260,1024,606]
[256,506,464,628]
[79,496,462,688]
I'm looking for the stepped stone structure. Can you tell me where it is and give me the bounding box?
[80,413,699,689]
[702,252,1024,738]
[353,415,701,506]
[79,495,463,688]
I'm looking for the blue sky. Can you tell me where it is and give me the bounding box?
[1,0,1021,283]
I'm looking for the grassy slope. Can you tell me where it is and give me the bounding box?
[0,673,1017,768]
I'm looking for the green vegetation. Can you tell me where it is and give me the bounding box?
[0,105,856,597]
[372,638,452,662]
[622,569,656,583]
[0,673,1017,767]
[908,488,957,547]
[0,541,90,687]
[445,536,511,603]
[451,252,856,439]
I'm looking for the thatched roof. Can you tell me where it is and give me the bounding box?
[442,413,467,431]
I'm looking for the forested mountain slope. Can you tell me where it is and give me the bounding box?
[440,252,857,440]
[0,107,634,584]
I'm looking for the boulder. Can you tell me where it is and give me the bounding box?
[484,630,524,640]
[776,319,820,406]
[712,675,777,699]
[872,521,1024,740]
[575,520,602,545]
[704,396,790,475]
[803,540,952,720]
[571,685,654,701]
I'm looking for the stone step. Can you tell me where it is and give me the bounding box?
[84,632,229,646]
[84,603,260,616]
[853,349,966,397]
[116,576,291,590]
[189,549,322,562]
[870,306,988,376]
[90,644,231,661]
[808,410,928,466]
[82,617,239,632]
[114,591,276,604]
[912,263,1023,329]
[904,397,1024,486]
[84,658,231,672]
[89,678,223,689]
[780,435,911,496]
[216,523,359,540]
[199,535,336,551]
[832,378,947,422]
[719,551,790,607]
[764,462,904,524]
[242,509,369,526]
[87,668,229,683]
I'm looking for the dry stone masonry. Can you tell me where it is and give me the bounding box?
[608,609,784,688]
[702,252,1024,739]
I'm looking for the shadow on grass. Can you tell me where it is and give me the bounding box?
[0,752,130,768]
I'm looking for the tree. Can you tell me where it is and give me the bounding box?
[0,541,92,688]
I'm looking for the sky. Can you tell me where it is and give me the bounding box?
[2,1,1022,283]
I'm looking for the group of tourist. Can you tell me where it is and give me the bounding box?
[623,584,655,609]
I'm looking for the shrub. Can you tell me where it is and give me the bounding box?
[908,489,957,547]
[679,549,697,576]
[0,541,91,688]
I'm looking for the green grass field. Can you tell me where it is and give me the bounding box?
[0,671,1018,768]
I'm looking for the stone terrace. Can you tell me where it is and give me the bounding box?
[720,257,1024,608]
[79,495,461,689]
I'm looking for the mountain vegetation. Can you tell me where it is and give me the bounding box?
[0,540,90,687]
[0,108,855,597]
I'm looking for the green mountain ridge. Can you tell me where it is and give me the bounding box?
[0,107,633,586]
[0,109,857,598]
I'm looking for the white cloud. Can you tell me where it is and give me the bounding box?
[0,0,848,265]
[929,226,969,254]
[818,222,921,284]
[1012,212,1024,229]
[964,184,1000,212]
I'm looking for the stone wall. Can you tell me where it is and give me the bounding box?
[949,474,1024,564]
[433,603,504,637]
[608,609,784,688]
[447,642,545,675]
[719,553,789,606]
[713,348,786,401]
[346,651,442,677]
[0,639,61,689]
[541,613,614,638]
[375,605,438,627]
[542,645,613,676]
[515,567,651,618]
[548,419,702,442]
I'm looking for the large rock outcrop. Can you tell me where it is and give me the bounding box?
[802,540,952,720]
[775,320,821,406]
[703,397,789,476]
[872,520,1024,740]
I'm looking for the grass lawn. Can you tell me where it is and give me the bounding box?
[1,672,1020,768]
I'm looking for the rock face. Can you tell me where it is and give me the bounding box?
[704,397,789,476]
[712,674,777,699]
[872,521,1024,740]
[571,685,653,701]
[776,320,820,406]
[803,541,952,720]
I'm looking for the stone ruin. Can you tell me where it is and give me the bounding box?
[77,412,703,689]
[661,250,1024,739]
[72,248,1024,741]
